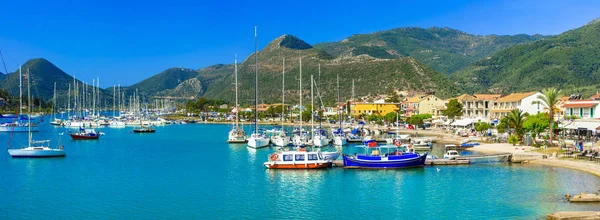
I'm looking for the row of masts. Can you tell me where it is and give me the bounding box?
[50,78,175,119]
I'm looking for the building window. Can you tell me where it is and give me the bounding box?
[570,108,573,116]
[580,108,583,117]
[591,108,594,118]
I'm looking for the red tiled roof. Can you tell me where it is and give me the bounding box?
[562,102,599,108]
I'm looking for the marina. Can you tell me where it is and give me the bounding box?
[2,2,600,218]
[1,123,600,219]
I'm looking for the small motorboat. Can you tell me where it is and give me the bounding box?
[443,150,460,159]
[133,127,156,133]
[264,150,332,169]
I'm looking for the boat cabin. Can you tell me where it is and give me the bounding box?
[279,152,325,162]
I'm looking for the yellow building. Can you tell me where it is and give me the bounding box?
[351,103,399,116]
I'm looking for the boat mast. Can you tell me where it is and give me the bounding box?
[27,68,31,148]
[311,74,314,140]
[235,55,239,130]
[92,79,95,118]
[337,74,341,129]
[67,84,71,119]
[318,63,322,130]
[299,57,302,130]
[53,82,56,121]
[254,26,258,136]
[113,85,116,117]
[19,65,22,116]
[282,57,285,130]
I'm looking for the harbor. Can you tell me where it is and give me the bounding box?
[2,122,600,219]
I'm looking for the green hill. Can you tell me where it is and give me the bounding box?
[314,27,546,75]
[201,35,458,105]
[0,58,107,106]
[451,20,600,95]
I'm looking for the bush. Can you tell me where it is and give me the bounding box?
[508,135,519,146]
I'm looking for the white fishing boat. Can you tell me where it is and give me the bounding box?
[7,70,65,158]
[227,56,246,143]
[246,27,269,149]
[264,150,331,169]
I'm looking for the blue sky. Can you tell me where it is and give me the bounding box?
[1,0,599,87]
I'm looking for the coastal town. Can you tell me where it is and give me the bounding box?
[3,1,600,219]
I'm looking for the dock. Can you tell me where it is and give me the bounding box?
[425,159,470,166]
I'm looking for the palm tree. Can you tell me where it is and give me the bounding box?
[533,88,564,145]
[505,109,529,141]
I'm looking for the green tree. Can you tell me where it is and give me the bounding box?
[533,88,564,145]
[496,117,509,134]
[384,111,400,123]
[367,114,383,123]
[505,109,529,141]
[407,114,426,128]
[475,122,491,134]
[508,135,519,146]
[523,113,549,139]
[444,99,463,120]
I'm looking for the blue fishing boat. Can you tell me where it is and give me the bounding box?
[342,140,427,169]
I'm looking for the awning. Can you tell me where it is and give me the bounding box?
[561,121,600,131]
[451,119,474,127]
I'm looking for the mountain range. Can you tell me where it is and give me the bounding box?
[3,19,600,106]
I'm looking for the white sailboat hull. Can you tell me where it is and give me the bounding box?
[8,147,65,157]
[272,136,291,147]
[247,136,269,148]
[292,135,310,147]
[333,136,347,146]
[312,137,330,147]
[228,129,246,143]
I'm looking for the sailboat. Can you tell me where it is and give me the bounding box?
[7,70,65,158]
[133,93,155,133]
[271,58,291,147]
[333,74,348,146]
[228,56,246,143]
[311,64,330,147]
[292,57,310,147]
[246,26,269,149]
[49,82,63,126]
[0,67,39,132]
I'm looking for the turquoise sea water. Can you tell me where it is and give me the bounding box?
[1,122,599,219]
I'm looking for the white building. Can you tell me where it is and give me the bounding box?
[491,92,544,119]
[562,100,600,119]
